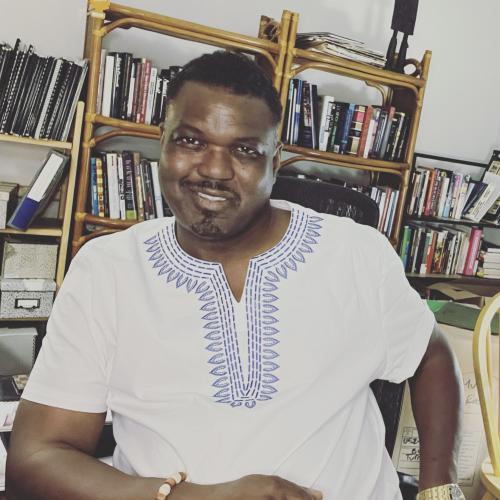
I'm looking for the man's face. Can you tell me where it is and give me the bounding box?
[159,81,281,241]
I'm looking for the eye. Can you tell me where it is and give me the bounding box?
[174,136,203,148]
[234,145,261,158]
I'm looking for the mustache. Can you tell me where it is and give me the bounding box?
[182,180,239,199]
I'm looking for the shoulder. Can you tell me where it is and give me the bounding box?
[74,217,175,265]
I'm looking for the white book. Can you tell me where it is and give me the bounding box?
[126,62,136,120]
[362,108,379,158]
[384,189,399,236]
[417,170,430,217]
[96,48,107,115]
[318,96,335,151]
[437,176,450,218]
[464,184,496,222]
[377,191,387,231]
[34,59,62,139]
[145,67,157,125]
[106,152,120,219]
[150,161,164,218]
[117,154,126,220]
[101,55,115,117]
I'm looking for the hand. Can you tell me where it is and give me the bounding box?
[217,474,323,499]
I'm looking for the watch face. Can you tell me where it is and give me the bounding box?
[449,484,465,500]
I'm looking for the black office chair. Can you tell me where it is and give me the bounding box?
[271,175,418,500]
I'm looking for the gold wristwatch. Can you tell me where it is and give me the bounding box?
[417,484,465,500]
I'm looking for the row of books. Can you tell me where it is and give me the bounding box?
[89,151,169,221]
[96,49,182,126]
[407,151,500,224]
[349,183,400,237]
[477,245,500,279]
[281,79,410,162]
[399,223,485,277]
[0,39,88,141]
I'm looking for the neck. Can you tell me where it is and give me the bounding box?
[176,204,289,264]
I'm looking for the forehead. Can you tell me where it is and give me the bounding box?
[167,81,277,138]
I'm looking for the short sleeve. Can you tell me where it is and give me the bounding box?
[22,241,116,412]
[377,235,435,383]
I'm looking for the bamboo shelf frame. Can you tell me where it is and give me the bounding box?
[0,102,84,291]
[278,12,431,244]
[72,0,293,255]
[72,2,431,254]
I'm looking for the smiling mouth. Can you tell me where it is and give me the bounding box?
[197,192,228,202]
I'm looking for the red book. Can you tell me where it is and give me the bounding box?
[425,230,438,273]
[463,227,483,275]
[131,58,144,123]
[423,168,437,216]
[138,59,151,124]
[357,106,373,158]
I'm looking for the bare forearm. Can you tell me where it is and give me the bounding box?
[6,446,213,500]
[409,328,463,490]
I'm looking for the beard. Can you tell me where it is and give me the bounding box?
[190,212,224,238]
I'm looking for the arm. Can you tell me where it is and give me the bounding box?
[408,324,464,491]
[7,400,322,500]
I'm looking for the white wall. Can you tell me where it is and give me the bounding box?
[0,0,499,238]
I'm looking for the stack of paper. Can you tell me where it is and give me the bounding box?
[296,32,386,68]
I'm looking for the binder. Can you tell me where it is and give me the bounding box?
[7,150,69,230]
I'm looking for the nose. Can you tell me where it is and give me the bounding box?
[196,145,234,180]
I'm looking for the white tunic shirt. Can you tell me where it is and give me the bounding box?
[23,201,435,499]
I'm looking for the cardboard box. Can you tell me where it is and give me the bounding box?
[1,240,58,279]
[427,281,498,308]
[0,278,56,319]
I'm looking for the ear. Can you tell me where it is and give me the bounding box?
[272,140,283,179]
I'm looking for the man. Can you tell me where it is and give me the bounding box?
[7,51,463,499]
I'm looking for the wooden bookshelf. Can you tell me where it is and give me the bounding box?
[72,0,293,253]
[0,134,72,150]
[0,102,84,289]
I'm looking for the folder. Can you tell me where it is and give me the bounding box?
[7,149,69,230]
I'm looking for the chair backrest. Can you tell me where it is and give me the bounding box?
[473,292,500,475]
[271,175,405,455]
[271,175,380,228]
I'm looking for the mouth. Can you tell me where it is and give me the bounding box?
[196,191,229,202]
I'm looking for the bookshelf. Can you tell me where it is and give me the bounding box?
[277,12,431,245]
[71,0,292,254]
[0,101,84,289]
[400,152,500,287]
[72,1,431,253]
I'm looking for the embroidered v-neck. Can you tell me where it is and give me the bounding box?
[144,205,323,408]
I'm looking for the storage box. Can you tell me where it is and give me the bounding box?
[0,278,56,319]
[427,281,498,308]
[1,240,58,279]
[0,327,37,376]
[0,182,19,230]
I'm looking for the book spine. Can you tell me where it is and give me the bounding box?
[90,156,98,216]
[106,152,120,219]
[95,156,105,217]
[34,59,62,139]
[101,55,115,118]
[339,103,355,154]
[150,161,164,218]
[122,151,137,220]
[138,59,151,124]
[145,66,157,125]
[318,96,335,152]
[463,227,483,275]
[117,153,126,220]
[346,105,366,156]
[133,152,145,221]
[299,82,314,148]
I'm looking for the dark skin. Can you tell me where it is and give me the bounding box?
[6,83,463,499]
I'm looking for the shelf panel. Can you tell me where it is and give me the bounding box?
[0,219,63,237]
[0,133,72,150]
[406,273,500,285]
[405,215,500,229]
[83,213,140,230]
[93,115,161,137]
[282,144,409,174]
[0,317,49,322]
[292,47,426,90]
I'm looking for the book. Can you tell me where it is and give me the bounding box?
[101,54,115,117]
[462,227,483,276]
[318,95,335,151]
[122,151,137,220]
[8,150,69,230]
[150,161,164,218]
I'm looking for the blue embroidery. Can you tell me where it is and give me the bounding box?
[144,207,322,408]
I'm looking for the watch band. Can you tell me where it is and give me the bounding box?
[417,483,465,500]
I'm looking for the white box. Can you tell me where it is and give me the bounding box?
[0,278,56,319]
[0,183,19,230]
[0,327,37,376]
[1,241,58,279]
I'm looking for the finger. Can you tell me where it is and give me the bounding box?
[305,487,323,499]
